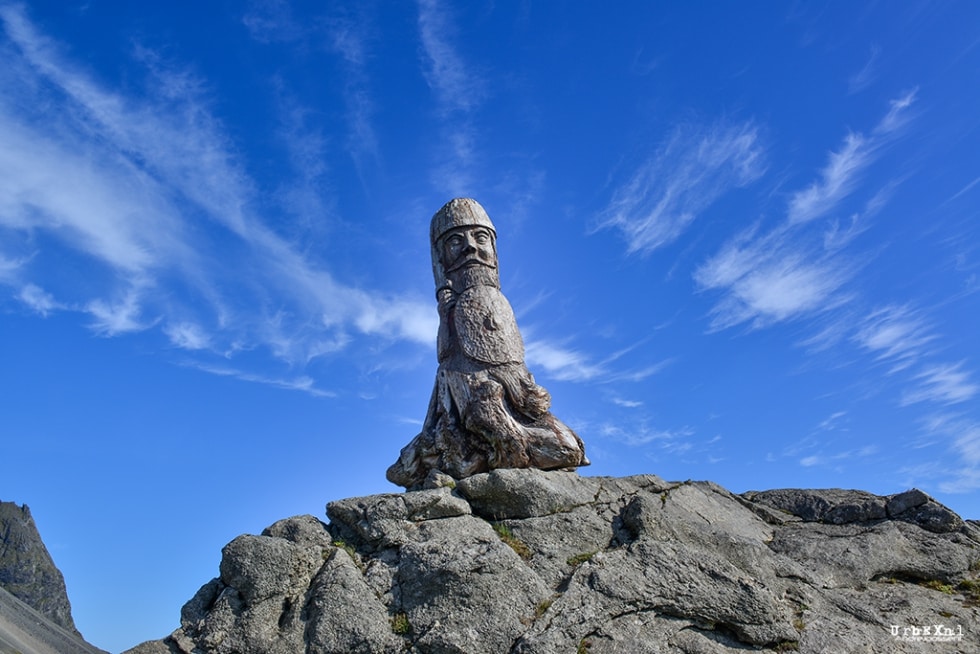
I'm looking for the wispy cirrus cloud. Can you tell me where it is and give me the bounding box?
[804,303,976,413]
[848,43,880,94]
[852,304,936,372]
[164,322,212,351]
[415,0,486,196]
[242,2,380,208]
[522,329,669,385]
[599,121,765,254]
[182,361,336,398]
[695,92,916,331]
[787,133,872,225]
[787,90,915,225]
[946,175,980,204]
[799,444,878,468]
[324,8,381,181]
[913,413,980,494]
[695,225,854,331]
[525,340,603,382]
[417,0,484,114]
[86,286,155,336]
[242,0,307,44]
[18,283,60,317]
[599,422,695,450]
[0,5,433,380]
[902,363,979,407]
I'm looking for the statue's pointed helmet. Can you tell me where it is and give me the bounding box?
[430,198,496,245]
[430,198,497,290]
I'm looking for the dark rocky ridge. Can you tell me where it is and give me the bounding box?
[0,501,107,654]
[126,470,980,653]
[0,501,79,635]
[0,586,107,654]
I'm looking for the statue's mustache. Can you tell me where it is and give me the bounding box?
[446,251,495,271]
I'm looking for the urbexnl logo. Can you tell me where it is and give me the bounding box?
[891,624,964,643]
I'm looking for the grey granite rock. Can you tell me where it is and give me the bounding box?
[128,471,980,654]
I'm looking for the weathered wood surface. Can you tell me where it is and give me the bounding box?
[387,198,588,489]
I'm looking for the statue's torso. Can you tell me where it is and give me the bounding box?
[452,285,524,365]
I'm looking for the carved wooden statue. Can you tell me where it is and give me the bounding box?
[387,198,589,489]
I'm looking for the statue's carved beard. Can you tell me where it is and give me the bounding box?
[446,262,499,291]
[444,245,496,273]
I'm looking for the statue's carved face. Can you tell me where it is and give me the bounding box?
[440,225,496,273]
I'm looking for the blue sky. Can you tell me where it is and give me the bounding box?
[2,1,978,651]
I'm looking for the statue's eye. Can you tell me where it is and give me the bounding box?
[475,233,488,244]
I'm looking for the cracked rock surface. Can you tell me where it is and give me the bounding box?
[124,470,980,654]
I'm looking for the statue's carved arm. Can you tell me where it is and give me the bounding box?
[436,286,457,362]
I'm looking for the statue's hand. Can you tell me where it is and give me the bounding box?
[437,287,456,313]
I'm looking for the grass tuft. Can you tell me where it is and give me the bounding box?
[920,579,954,594]
[567,550,599,567]
[492,522,533,559]
[391,612,410,635]
[958,578,980,606]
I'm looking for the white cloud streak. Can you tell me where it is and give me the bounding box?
[788,133,871,225]
[0,6,434,375]
[799,444,877,469]
[916,414,980,494]
[18,283,60,316]
[325,9,381,181]
[184,361,336,398]
[847,43,880,94]
[852,305,936,372]
[524,340,604,382]
[600,121,765,254]
[417,0,483,114]
[415,0,486,196]
[599,422,694,449]
[696,92,916,331]
[902,363,979,407]
[695,227,853,330]
[788,89,915,226]
[946,175,980,204]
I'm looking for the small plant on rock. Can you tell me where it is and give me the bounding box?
[391,612,411,635]
[567,550,599,567]
[332,539,357,559]
[958,578,980,606]
[492,521,532,560]
[921,579,954,595]
[534,596,555,619]
[331,539,364,571]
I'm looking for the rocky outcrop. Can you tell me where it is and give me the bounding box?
[126,470,980,654]
[0,501,79,635]
[1,501,107,654]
